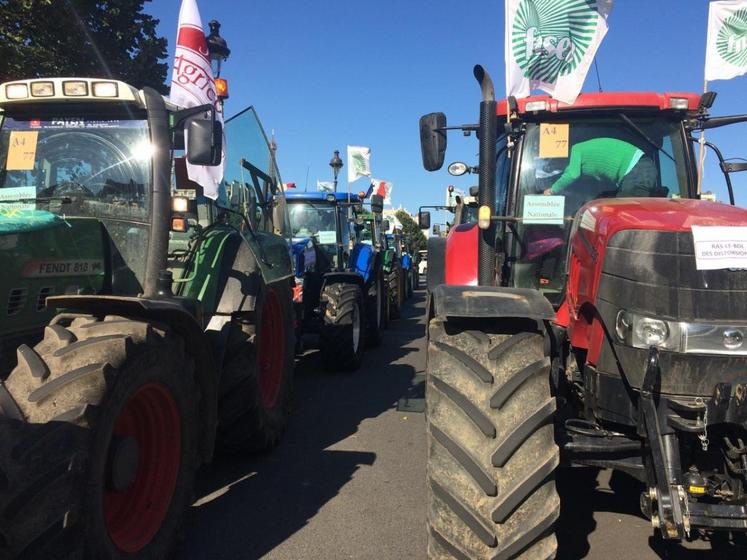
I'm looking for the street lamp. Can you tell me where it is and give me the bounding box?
[206,20,231,78]
[329,149,343,193]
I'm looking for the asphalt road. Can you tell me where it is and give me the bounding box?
[179,289,747,560]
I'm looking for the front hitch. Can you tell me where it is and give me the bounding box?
[639,347,690,539]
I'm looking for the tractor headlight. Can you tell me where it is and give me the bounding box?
[615,310,681,351]
[615,309,747,355]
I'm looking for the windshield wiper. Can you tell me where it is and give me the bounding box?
[0,196,73,204]
[618,113,675,163]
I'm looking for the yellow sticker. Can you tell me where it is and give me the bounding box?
[538,123,569,158]
[6,131,39,171]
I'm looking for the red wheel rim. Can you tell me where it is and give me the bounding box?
[258,288,285,409]
[104,382,181,553]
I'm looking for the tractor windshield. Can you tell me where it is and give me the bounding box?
[0,114,152,289]
[511,116,691,304]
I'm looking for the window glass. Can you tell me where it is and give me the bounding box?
[511,118,689,304]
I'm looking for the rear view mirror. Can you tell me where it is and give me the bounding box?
[418,211,431,230]
[371,194,384,214]
[420,112,447,171]
[187,119,222,166]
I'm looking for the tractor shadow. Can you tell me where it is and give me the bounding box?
[556,467,747,559]
[178,291,427,559]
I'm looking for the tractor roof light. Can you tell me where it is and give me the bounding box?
[326,193,336,203]
[30,81,54,97]
[215,78,229,100]
[5,83,28,99]
[525,100,547,112]
[358,191,366,201]
[92,81,118,97]
[669,97,690,110]
[63,80,88,96]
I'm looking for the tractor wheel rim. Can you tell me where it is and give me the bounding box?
[104,382,181,554]
[258,288,284,409]
[352,301,361,353]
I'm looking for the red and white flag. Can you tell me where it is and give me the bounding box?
[169,0,224,200]
[371,178,393,205]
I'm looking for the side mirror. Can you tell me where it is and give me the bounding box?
[420,112,447,171]
[418,211,431,230]
[381,219,390,233]
[187,119,222,166]
[432,224,441,236]
[371,194,384,214]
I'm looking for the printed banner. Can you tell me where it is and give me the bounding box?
[317,180,335,192]
[705,1,747,81]
[169,0,224,200]
[505,0,613,105]
[347,145,371,183]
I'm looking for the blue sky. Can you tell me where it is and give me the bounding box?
[146,0,747,219]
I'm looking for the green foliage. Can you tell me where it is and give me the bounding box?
[395,209,427,255]
[0,0,168,93]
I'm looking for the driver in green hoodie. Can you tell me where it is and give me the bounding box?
[543,137,658,197]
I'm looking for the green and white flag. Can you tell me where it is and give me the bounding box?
[705,1,747,81]
[347,145,371,183]
[317,180,335,192]
[505,0,613,105]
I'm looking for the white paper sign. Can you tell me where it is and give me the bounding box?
[523,195,565,225]
[0,186,36,210]
[691,225,747,270]
[317,230,337,244]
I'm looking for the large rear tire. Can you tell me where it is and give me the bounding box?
[319,283,365,371]
[426,317,559,560]
[217,280,294,454]
[0,315,198,559]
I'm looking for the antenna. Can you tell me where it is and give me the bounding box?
[593,58,603,93]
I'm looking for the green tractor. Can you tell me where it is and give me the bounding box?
[0,78,295,558]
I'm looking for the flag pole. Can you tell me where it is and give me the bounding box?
[697,78,708,195]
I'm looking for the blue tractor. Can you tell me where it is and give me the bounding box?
[286,192,387,370]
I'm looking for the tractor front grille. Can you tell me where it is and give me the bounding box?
[7,288,28,316]
[37,287,54,311]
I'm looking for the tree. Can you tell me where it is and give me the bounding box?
[0,0,169,93]
[395,209,427,255]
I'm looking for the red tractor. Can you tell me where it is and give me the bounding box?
[420,65,747,559]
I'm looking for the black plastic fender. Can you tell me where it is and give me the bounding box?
[426,236,446,291]
[322,271,365,291]
[430,285,555,322]
[45,294,219,464]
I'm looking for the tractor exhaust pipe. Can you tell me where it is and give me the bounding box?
[142,88,172,298]
[474,65,498,287]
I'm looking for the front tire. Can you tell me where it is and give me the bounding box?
[217,280,294,454]
[426,317,559,560]
[320,283,365,371]
[0,316,198,559]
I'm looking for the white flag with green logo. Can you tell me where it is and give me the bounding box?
[505,0,613,105]
[705,1,747,81]
[347,145,371,183]
[317,180,335,192]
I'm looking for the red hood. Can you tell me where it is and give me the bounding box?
[578,198,747,238]
[565,197,747,361]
